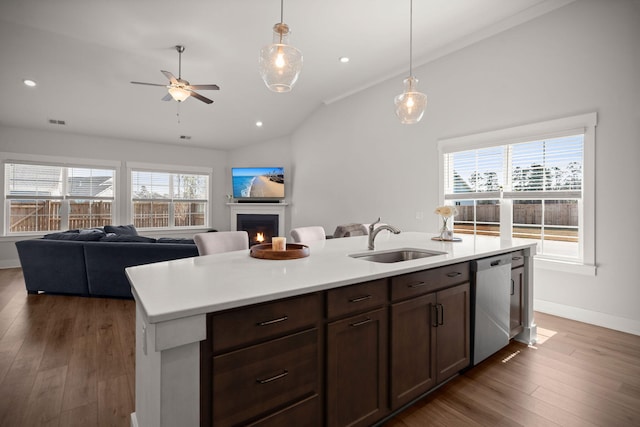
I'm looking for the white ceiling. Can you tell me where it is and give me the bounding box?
[0,0,569,150]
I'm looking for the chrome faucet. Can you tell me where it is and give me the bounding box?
[368,217,401,250]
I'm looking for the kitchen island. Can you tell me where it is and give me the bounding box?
[127,232,536,427]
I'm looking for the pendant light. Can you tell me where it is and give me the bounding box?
[258,0,303,93]
[394,0,427,124]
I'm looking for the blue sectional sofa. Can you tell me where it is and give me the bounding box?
[15,226,199,298]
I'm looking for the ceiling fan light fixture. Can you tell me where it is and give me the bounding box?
[259,1,303,93]
[395,0,427,124]
[168,86,190,102]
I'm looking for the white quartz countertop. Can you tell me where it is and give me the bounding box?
[126,232,535,324]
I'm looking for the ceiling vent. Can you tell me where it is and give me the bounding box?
[48,119,66,125]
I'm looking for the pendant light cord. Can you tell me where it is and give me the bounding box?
[280,0,284,23]
[409,0,413,77]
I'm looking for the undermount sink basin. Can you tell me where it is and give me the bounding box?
[349,248,447,263]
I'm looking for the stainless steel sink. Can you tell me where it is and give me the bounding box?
[349,248,447,263]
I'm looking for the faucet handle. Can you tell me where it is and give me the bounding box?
[369,217,381,232]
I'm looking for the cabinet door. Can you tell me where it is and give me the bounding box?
[326,308,388,427]
[510,266,524,338]
[435,282,470,383]
[390,293,437,409]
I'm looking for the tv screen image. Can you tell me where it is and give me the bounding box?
[232,167,285,199]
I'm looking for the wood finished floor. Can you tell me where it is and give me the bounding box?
[0,267,639,426]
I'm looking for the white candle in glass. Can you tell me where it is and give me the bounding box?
[272,237,286,251]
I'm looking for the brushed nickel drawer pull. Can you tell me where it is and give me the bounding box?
[349,295,372,303]
[257,315,288,326]
[256,370,289,384]
[446,272,462,278]
[512,256,523,261]
[408,281,427,288]
[350,318,372,327]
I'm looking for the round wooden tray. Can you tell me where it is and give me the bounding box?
[250,243,310,260]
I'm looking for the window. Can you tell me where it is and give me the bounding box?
[439,113,596,272]
[4,162,115,234]
[131,169,209,229]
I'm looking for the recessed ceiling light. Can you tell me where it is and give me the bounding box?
[255,121,263,127]
[339,57,350,63]
[23,79,37,87]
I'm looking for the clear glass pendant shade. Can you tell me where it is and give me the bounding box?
[259,23,303,93]
[394,76,427,124]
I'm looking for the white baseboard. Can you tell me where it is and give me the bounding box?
[534,299,640,336]
[0,259,20,269]
[130,413,139,427]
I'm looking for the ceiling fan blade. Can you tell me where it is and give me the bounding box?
[161,70,178,84]
[131,81,167,87]
[189,91,214,104]
[188,84,220,91]
[161,93,173,101]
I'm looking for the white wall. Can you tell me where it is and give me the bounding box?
[0,125,228,266]
[235,1,640,334]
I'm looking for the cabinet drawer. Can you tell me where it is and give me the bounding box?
[213,329,319,427]
[510,250,525,268]
[326,279,387,319]
[247,394,321,427]
[212,293,321,352]
[391,262,469,302]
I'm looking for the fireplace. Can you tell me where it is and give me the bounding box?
[237,214,279,246]
[229,202,287,245]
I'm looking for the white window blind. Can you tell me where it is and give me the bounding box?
[4,162,115,233]
[131,169,209,229]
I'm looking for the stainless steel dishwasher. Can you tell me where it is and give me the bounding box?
[471,253,512,365]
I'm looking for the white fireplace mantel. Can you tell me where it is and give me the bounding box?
[227,202,288,237]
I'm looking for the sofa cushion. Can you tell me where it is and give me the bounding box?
[157,237,196,244]
[43,231,105,241]
[104,224,138,236]
[100,234,156,243]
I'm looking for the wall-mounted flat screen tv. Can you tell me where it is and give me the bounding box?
[231,167,285,200]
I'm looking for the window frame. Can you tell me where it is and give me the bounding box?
[437,113,597,275]
[127,161,212,231]
[1,152,120,237]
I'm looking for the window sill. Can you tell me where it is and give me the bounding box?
[533,257,597,276]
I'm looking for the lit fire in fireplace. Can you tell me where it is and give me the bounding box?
[255,232,265,243]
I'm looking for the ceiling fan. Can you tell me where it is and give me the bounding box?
[131,45,220,104]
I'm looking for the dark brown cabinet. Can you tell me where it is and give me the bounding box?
[510,266,525,338]
[390,293,437,409]
[201,293,323,427]
[199,261,484,426]
[434,283,471,383]
[389,263,470,410]
[326,279,388,427]
[510,251,525,338]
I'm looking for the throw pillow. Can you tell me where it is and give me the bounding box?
[104,224,138,236]
[44,231,105,241]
